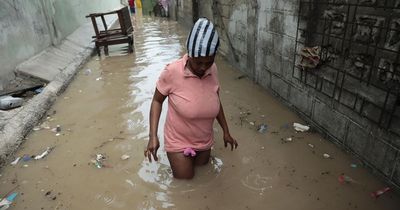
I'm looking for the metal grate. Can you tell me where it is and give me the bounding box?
[293,0,400,130]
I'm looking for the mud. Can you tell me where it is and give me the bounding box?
[0,11,399,210]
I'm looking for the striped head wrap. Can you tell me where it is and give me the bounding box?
[186,18,220,58]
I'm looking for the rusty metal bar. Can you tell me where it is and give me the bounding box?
[378,90,391,126]
[334,3,352,101]
[292,1,302,80]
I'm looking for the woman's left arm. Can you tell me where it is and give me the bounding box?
[216,101,238,150]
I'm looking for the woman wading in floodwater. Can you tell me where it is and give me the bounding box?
[145,18,238,179]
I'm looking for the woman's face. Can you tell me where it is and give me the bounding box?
[187,55,215,77]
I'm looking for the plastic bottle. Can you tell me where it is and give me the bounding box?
[371,187,390,198]
[0,96,23,110]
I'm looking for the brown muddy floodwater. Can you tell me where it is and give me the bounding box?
[1,13,400,210]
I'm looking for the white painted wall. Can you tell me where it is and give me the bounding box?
[0,0,121,90]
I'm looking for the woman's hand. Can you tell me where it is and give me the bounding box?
[223,133,238,151]
[145,136,160,162]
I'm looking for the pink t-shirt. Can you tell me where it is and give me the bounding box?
[156,54,220,152]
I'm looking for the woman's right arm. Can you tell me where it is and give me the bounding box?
[145,88,167,162]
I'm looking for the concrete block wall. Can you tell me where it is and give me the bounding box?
[175,0,195,29]
[0,0,122,90]
[174,0,400,188]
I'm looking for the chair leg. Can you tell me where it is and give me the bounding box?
[96,44,101,56]
[104,46,109,56]
[128,37,134,53]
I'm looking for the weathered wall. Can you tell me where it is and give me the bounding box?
[0,0,121,90]
[175,0,195,28]
[175,0,400,188]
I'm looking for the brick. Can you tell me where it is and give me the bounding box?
[365,138,398,177]
[281,57,294,80]
[339,89,358,108]
[335,102,371,129]
[257,68,271,89]
[389,116,400,140]
[319,66,338,83]
[265,11,298,38]
[343,76,395,108]
[282,38,296,59]
[361,101,382,124]
[260,0,298,14]
[393,156,400,186]
[312,100,348,140]
[265,54,282,75]
[345,122,370,155]
[288,85,312,116]
[264,32,283,57]
[321,79,335,97]
[271,75,289,100]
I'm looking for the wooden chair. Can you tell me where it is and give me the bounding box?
[86,7,134,56]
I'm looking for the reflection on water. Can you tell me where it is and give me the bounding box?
[132,12,186,209]
[241,174,273,195]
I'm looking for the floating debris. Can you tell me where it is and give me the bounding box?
[121,154,130,160]
[126,179,135,187]
[84,68,92,75]
[55,125,61,132]
[350,163,357,168]
[10,157,21,166]
[0,96,23,110]
[40,122,51,130]
[34,147,54,160]
[371,187,391,199]
[0,192,18,209]
[22,155,32,162]
[323,153,331,159]
[338,174,357,184]
[91,154,111,169]
[281,137,293,143]
[96,77,102,81]
[257,123,268,133]
[44,190,57,201]
[308,143,315,148]
[293,123,310,132]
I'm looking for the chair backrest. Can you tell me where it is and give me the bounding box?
[118,7,133,35]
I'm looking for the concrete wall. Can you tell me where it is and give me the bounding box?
[0,0,121,90]
[174,0,400,188]
[175,0,195,28]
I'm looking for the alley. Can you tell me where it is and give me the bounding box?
[0,12,400,210]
